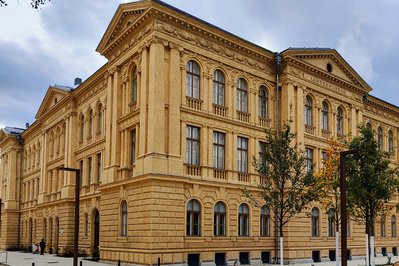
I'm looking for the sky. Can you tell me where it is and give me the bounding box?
[1,0,399,130]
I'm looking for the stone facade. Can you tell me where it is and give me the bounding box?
[1,0,399,265]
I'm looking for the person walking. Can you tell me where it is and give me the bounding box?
[39,239,46,255]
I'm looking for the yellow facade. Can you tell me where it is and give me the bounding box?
[1,0,399,265]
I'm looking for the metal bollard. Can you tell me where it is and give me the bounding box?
[80,260,83,266]
[118,259,121,266]
[32,263,35,266]
[158,257,160,266]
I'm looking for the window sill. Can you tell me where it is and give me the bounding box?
[116,236,128,242]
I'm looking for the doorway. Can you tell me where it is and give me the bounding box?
[92,209,100,259]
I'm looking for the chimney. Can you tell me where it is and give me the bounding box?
[25,122,29,128]
[74,77,82,86]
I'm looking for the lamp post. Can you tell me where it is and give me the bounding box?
[340,149,360,266]
[58,167,80,266]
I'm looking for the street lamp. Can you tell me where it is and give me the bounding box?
[340,149,360,266]
[57,167,80,266]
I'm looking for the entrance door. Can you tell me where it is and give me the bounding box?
[92,209,100,259]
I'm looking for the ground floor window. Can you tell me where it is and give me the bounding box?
[239,252,249,265]
[188,254,200,266]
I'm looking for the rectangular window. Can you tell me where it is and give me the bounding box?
[131,129,136,165]
[213,132,225,169]
[186,126,200,165]
[259,141,267,170]
[321,151,327,169]
[97,153,101,182]
[237,137,248,172]
[305,148,313,173]
[88,157,92,185]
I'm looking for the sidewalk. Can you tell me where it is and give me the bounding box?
[0,251,397,266]
[0,251,115,266]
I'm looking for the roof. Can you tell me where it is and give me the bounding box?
[2,126,24,136]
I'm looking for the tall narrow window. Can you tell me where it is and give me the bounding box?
[237,137,248,173]
[311,207,320,237]
[186,61,200,99]
[79,160,83,187]
[305,148,313,173]
[381,215,386,237]
[328,209,336,237]
[97,153,102,182]
[305,96,313,126]
[88,157,92,185]
[321,101,329,131]
[321,151,327,169]
[187,199,201,236]
[213,70,225,106]
[392,215,397,237]
[213,132,225,169]
[88,109,93,139]
[237,78,248,112]
[186,126,200,165]
[258,86,268,119]
[388,130,394,153]
[97,103,102,134]
[121,200,128,236]
[238,203,249,236]
[131,129,136,165]
[258,141,267,168]
[80,115,85,142]
[260,205,270,237]
[378,127,383,150]
[214,202,226,236]
[337,107,343,136]
[132,66,138,103]
[84,213,89,237]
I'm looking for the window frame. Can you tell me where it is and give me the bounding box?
[321,101,329,131]
[120,200,128,236]
[186,126,200,166]
[238,203,249,237]
[186,199,201,236]
[337,107,344,136]
[213,70,225,106]
[328,209,336,237]
[305,148,314,173]
[237,78,248,112]
[311,207,320,237]
[392,215,397,237]
[186,60,200,99]
[388,130,394,153]
[258,86,268,119]
[237,137,248,173]
[378,127,383,150]
[132,65,138,103]
[260,205,270,237]
[214,201,226,236]
[213,132,225,169]
[305,96,313,126]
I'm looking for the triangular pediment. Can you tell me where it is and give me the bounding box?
[283,48,372,94]
[35,86,70,119]
[96,0,153,56]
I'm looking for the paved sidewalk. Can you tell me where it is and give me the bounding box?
[0,251,115,266]
[0,251,398,266]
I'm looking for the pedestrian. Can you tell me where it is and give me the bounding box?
[39,239,46,255]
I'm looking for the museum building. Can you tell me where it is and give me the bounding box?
[1,0,399,265]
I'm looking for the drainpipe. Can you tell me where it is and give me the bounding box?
[16,134,24,249]
[274,52,282,264]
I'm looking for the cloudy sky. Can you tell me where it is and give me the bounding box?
[1,0,399,129]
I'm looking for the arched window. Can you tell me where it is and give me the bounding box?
[321,101,329,131]
[80,114,85,142]
[378,127,383,150]
[187,199,201,236]
[238,203,249,236]
[132,66,138,103]
[260,205,270,237]
[392,215,397,237]
[213,70,225,106]
[305,96,313,126]
[366,122,372,130]
[381,215,386,237]
[311,207,320,237]
[237,78,248,112]
[186,61,200,99]
[388,130,394,153]
[121,200,128,236]
[88,109,93,139]
[214,202,226,236]
[97,103,102,134]
[336,107,343,136]
[328,209,336,237]
[258,86,268,119]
